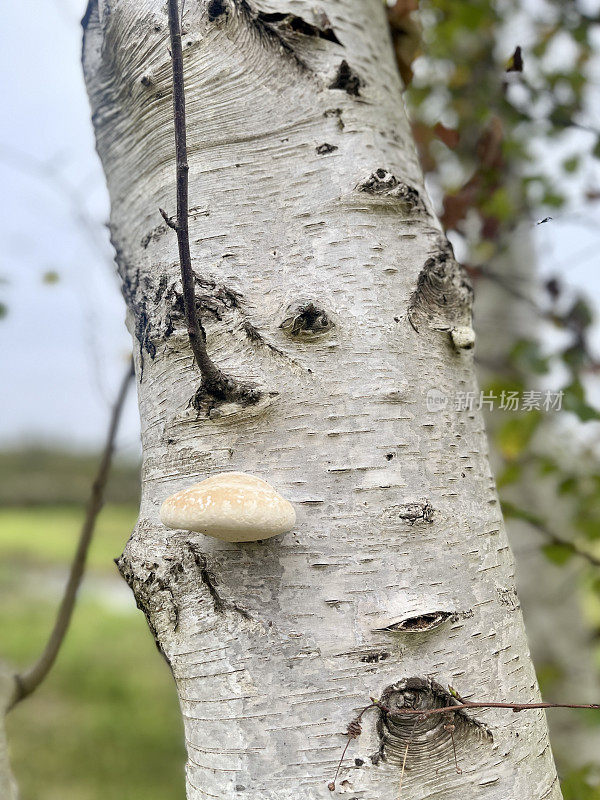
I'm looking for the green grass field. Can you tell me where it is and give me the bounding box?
[0,504,185,800]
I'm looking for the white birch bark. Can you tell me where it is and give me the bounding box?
[83,1,562,797]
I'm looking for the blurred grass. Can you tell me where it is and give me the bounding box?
[0,448,140,506]
[0,505,137,568]
[0,502,186,800]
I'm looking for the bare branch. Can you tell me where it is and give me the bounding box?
[9,359,134,709]
[164,0,259,405]
[379,699,600,716]
[530,521,600,568]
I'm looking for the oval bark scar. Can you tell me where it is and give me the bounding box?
[376,677,493,774]
[374,611,455,634]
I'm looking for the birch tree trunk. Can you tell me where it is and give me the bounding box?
[83,1,562,797]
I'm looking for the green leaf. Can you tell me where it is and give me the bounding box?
[562,155,580,173]
[562,381,600,422]
[481,187,514,222]
[558,476,577,496]
[561,764,600,800]
[497,461,522,488]
[537,457,559,476]
[542,543,574,565]
[510,339,549,375]
[541,189,566,208]
[565,298,594,332]
[496,411,543,460]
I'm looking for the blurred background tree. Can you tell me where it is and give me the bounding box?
[0,0,598,798]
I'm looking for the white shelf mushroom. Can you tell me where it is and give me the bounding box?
[159,472,296,543]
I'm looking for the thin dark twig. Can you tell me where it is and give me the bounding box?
[328,711,370,791]
[330,695,600,789]
[526,517,600,569]
[10,359,134,709]
[163,0,257,404]
[398,717,420,799]
[443,720,462,774]
[502,500,600,569]
[328,736,353,791]
[375,699,600,717]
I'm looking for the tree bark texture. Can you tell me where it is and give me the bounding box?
[83,1,561,798]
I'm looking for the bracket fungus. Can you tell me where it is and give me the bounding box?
[159,472,296,542]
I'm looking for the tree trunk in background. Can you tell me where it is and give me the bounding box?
[83,1,561,797]
[0,666,19,800]
[474,225,600,769]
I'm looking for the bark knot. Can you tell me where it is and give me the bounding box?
[408,248,473,336]
[376,677,492,771]
[375,611,455,634]
[280,301,334,339]
[207,0,229,21]
[356,169,424,211]
[316,142,338,155]
[115,541,252,661]
[329,60,362,96]
[187,542,252,619]
[384,499,435,526]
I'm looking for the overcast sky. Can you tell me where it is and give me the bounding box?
[0,0,139,454]
[0,0,599,454]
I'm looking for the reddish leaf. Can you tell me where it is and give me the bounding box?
[387,0,419,26]
[476,116,504,169]
[433,122,460,149]
[442,181,478,229]
[387,1,421,87]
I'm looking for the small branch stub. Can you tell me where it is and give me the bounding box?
[450,325,475,351]
[280,301,334,339]
[160,472,296,542]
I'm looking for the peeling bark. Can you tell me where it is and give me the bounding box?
[83,1,561,797]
